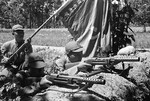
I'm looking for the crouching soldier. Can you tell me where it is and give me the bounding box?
[0,24,32,84]
[51,40,92,76]
[15,53,49,101]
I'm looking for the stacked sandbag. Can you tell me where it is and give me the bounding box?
[127,52,150,100]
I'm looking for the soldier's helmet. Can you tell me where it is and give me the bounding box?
[24,53,46,69]
[22,53,46,77]
[12,24,23,31]
[65,41,83,54]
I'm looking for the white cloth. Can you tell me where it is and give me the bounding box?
[117,46,135,55]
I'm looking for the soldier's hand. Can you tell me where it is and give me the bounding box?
[40,75,53,86]
[25,38,31,44]
[77,61,92,72]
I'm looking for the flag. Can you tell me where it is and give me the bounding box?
[60,0,112,58]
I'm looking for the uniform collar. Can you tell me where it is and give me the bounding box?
[14,39,24,47]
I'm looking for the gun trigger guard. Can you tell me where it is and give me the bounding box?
[69,83,90,96]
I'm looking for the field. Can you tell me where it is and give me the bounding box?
[0,27,150,63]
[0,28,70,47]
[0,27,150,48]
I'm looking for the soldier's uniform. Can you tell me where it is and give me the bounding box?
[1,39,32,67]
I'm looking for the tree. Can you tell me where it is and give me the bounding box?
[131,0,150,32]
[0,0,64,28]
[0,0,12,28]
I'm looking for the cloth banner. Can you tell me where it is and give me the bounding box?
[63,0,112,58]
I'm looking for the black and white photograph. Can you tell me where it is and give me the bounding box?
[0,0,150,101]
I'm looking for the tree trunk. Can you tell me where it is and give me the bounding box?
[143,23,146,32]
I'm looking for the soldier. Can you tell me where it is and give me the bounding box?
[1,24,33,68]
[16,53,49,101]
[52,40,92,75]
[0,24,33,82]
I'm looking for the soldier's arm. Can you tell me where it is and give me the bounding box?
[55,56,68,72]
[25,43,33,54]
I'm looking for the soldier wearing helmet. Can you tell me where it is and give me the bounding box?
[51,40,92,75]
[16,53,48,101]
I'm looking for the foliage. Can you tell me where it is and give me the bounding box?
[0,0,64,28]
[131,0,150,27]
[0,0,150,29]
[111,0,136,55]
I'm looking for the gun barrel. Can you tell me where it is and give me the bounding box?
[86,56,140,63]
[84,59,109,65]
[112,56,140,62]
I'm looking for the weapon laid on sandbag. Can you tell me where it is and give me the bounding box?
[37,73,106,95]
[46,73,105,85]
[1,0,74,65]
[63,56,140,76]
[84,55,140,66]
[64,56,140,69]
[83,56,140,77]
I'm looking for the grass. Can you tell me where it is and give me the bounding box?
[0,28,71,47]
[134,32,150,48]
[0,27,150,48]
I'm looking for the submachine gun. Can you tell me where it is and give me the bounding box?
[84,55,140,66]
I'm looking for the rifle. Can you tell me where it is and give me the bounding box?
[5,0,74,64]
[84,55,140,66]
[46,73,105,85]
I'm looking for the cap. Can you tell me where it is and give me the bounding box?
[12,24,23,31]
[65,41,83,54]
[25,53,46,69]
